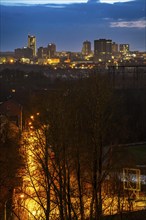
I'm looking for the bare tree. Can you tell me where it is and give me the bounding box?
[16,76,125,220]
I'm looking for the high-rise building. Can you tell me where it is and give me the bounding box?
[37,47,44,59]
[119,44,129,54]
[47,43,56,58]
[112,42,119,54]
[82,40,91,56]
[28,35,36,57]
[37,43,56,59]
[94,39,112,62]
[37,47,48,58]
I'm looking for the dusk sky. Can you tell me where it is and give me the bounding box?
[0,0,146,52]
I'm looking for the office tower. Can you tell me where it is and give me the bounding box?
[82,40,91,56]
[37,47,44,59]
[112,42,119,54]
[37,44,56,59]
[119,44,129,54]
[94,39,112,62]
[37,47,48,58]
[47,43,56,58]
[28,35,36,57]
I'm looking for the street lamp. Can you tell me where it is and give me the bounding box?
[12,193,25,220]
[30,115,34,120]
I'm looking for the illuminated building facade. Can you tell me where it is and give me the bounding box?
[28,35,36,57]
[94,39,112,62]
[37,43,56,59]
[119,44,130,55]
[82,40,91,56]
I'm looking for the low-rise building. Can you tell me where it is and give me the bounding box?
[0,99,23,130]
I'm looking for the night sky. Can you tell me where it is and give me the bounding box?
[0,0,146,52]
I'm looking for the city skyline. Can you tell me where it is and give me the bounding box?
[0,0,146,52]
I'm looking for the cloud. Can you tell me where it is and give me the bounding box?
[1,0,145,51]
[1,0,87,5]
[87,0,100,3]
[45,5,66,8]
[110,19,146,28]
[100,0,133,3]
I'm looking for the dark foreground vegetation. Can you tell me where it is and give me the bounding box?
[104,210,146,220]
[0,67,146,219]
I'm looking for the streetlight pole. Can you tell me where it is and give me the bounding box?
[4,200,7,220]
[4,199,13,220]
